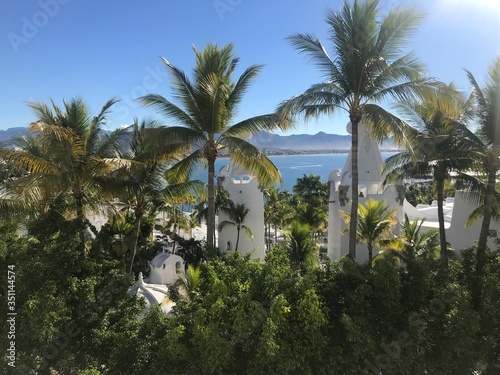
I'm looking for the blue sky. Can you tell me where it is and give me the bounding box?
[0,0,499,135]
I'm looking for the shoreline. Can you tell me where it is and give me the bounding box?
[218,148,401,158]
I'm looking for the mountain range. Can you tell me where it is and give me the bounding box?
[0,127,27,147]
[0,127,397,153]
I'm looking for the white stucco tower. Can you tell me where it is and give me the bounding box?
[328,122,405,263]
[217,164,266,260]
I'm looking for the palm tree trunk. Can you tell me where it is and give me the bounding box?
[235,226,241,252]
[207,159,216,248]
[477,166,496,265]
[172,222,177,253]
[368,243,373,266]
[436,177,448,263]
[74,188,86,258]
[473,164,497,310]
[266,222,270,250]
[127,210,143,274]
[349,118,359,259]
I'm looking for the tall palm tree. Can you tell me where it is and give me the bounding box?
[340,198,398,265]
[277,0,430,259]
[384,86,478,261]
[163,203,190,253]
[263,186,279,249]
[218,200,252,252]
[110,119,200,273]
[0,98,123,256]
[110,120,171,272]
[462,58,500,269]
[141,43,293,248]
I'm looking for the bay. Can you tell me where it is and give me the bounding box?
[193,152,396,192]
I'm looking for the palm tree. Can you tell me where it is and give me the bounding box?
[293,174,328,207]
[163,203,190,253]
[0,98,123,256]
[462,58,500,269]
[277,0,430,259]
[141,43,293,248]
[111,119,201,273]
[264,187,294,247]
[340,198,398,265]
[176,264,202,302]
[263,186,279,249]
[384,86,478,261]
[286,221,318,272]
[399,214,438,259]
[109,120,172,272]
[218,200,252,252]
[295,204,328,240]
[0,136,45,221]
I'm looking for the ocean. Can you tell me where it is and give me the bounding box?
[193,152,396,192]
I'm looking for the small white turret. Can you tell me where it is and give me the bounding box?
[217,164,266,260]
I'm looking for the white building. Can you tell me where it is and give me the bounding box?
[147,251,185,285]
[128,251,186,315]
[217,164,266,260]
[328,122,500,261]
[328,122,404,262]
[128,272,175,315]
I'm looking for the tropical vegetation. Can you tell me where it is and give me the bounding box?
[278,0,431,259]
[384,84,479,261]
[140,43,292,249]
[1,0,500,373]
[340,198,399,265]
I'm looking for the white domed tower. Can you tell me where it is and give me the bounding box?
[328,122,404,263]
[217,164,266,260]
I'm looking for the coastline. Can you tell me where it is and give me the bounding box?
[219,148,401,158]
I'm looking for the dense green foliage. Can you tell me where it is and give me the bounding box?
[2,213,500,374]
[1,1,500,374]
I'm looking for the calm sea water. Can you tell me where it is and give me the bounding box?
[193,153,395,192]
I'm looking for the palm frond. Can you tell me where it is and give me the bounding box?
[227,64,264,112]
[160,57,205,125]
[222,114,289,139]
[376,5,424,58]
[140,93,199,130]
[288,33,349,91]
[166,149,205,185]
[221,136,282,186]
[277,87,346,122]
[363,103,416,144]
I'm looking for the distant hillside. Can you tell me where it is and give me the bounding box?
[0,127,28,146]
[248,131,397,154]
[0,127,397,153]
